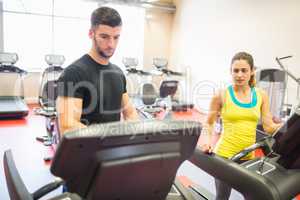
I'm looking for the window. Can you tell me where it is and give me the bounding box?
[106,4,145,69]
[2,0,145,71]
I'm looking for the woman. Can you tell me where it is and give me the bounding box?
[201,52,282,200]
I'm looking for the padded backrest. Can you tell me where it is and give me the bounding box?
[39,69,63,109]
[40,80,59,108]
[141,83,157,105]
[3,150,33,200]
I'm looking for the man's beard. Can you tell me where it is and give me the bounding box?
[94,37,113,59]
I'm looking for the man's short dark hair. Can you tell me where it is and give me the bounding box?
[91,6,122,28]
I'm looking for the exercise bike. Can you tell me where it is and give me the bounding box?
[123,57,163,119]
[153,58,194,112]
[34,54,65,159]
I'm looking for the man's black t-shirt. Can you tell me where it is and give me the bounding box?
[57,54,127,125]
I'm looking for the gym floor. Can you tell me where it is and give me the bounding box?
[1,105,299,200]
[0,105,61,199]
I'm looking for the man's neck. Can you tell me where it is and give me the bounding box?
[88,50,109,65]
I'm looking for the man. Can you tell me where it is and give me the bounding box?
[56,6,139,135]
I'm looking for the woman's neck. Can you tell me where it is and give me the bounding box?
[233,84,250,94]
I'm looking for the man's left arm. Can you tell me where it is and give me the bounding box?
[121,92,139,121]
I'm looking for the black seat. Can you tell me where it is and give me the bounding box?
[3,150,33,200]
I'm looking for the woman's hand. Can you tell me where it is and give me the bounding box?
[200,143,213,154]
[272,116,282,124]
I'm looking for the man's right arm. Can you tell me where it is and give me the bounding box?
[56,96,87,135]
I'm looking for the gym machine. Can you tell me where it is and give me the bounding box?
[0,52,28,119]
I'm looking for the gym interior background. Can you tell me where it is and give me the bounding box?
[1,0,299,110]
[1,0,300,199]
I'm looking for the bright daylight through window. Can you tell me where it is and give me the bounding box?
[2,0,145,71]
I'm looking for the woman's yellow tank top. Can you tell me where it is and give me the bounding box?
[214,85,262,159]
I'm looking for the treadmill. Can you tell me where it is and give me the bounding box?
[190,107,300,200]
[0,52,29,119]
[3,116,300,199]
[3,120,204,200]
